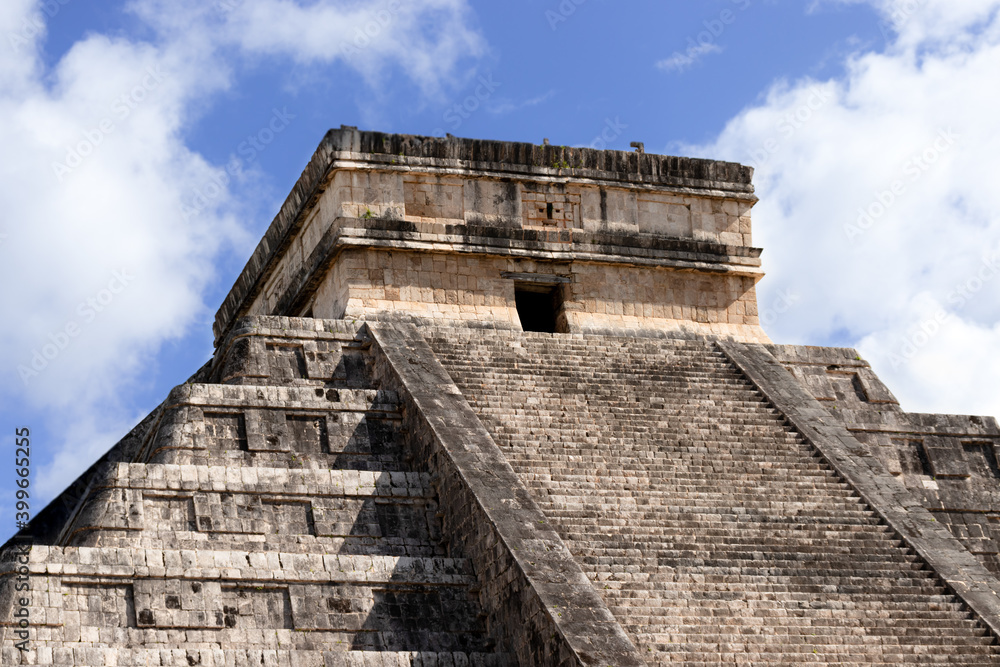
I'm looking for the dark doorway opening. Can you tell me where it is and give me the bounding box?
[515,284,562,333]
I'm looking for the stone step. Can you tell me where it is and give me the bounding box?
[107,463,433,497]
[546,503,879,517]
[615,613,985,631]
[530,485,858,498]
[1,647,512,666]
[514,456,841,467]
[645,658,1000,667]
[597,588,968,604]
[70,464,441,548]
[22,549,494,652]
[502,443,822,454]
[584,559,933,575]
[23,546,476,585]
[596,583,950,598]
[631,634,995,650]
[572,527,902,541]
[553,517,887,531]
[79,531,447,556]
[647,638,998,651]
[617,610,985,627]
[29,629,496,655]
[578,543,922,559]
[152,449,415,471]
[524,476,854,489]
[497,388,774,401]
[542,498,870,511]
[507,456,833,468]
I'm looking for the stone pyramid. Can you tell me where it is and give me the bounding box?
[3,127,1000,666]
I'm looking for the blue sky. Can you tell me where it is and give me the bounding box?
[3,0,1000,542]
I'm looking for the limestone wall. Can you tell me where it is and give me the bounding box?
[242,168,759,331]
[312,249,521,327]
[302,247,768,342]
[305,169,754,242]
[565,262,763,340]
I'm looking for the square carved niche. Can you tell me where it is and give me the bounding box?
[521,188,580,229]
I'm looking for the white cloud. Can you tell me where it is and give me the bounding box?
[857,294,1000,418]
[0,23,255,504]
[128,0,485,95]
[657,42,722,73]
[687,0,1000,418]
[488,90,556,115]
[833,0,1000,49]
[0,0,482,502]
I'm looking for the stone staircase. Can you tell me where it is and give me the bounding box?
[2,319,510,666]
[428,329,1000,665]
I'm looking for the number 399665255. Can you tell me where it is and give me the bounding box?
[15,427,30,523]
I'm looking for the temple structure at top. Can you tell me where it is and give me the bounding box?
[214,126,768,344]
